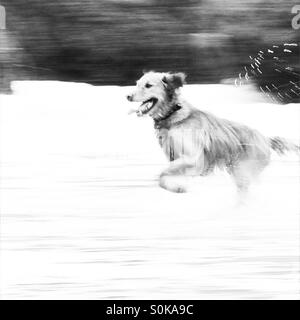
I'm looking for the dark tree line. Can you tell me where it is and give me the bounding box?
[0,0,299,91]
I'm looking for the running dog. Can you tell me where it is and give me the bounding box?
[127,71,299,193]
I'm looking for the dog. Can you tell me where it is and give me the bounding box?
[127,71,299,193]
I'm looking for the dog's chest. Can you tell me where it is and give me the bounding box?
[156,127,187,161]
[156,128,168,148]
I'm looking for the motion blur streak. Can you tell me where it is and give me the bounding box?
[0,0,299,90]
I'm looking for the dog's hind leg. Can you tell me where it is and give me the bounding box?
[231,168,251,195]
[230,157,270,196]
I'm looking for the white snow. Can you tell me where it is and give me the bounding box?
[0,81,299,299]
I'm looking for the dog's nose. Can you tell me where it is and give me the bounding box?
[127,94,133,102]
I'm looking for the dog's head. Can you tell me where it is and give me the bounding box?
[127,71,186,120]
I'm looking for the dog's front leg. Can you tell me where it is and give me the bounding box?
[159,156,200,193]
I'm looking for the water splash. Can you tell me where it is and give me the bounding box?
[235,43,300,104]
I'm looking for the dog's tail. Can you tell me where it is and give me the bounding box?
[269,136,300,155]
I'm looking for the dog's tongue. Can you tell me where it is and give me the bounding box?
[128,108,144,117]
[128,109,137,115]
[128,101,153,117]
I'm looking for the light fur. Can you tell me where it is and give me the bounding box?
[127,71,299,193]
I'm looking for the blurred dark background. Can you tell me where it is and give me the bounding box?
[0,0,299,91]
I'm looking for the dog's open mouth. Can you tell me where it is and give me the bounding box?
[136,98,157,116]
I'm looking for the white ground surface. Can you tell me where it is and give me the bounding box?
[0,81,299,299]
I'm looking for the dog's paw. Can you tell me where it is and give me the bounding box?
[160,184,187,193]
[173,186,187,193]
[159,175,187,193]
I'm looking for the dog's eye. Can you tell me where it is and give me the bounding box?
[145,83,152,88]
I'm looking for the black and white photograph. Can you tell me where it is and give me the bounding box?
[0,0,299,301]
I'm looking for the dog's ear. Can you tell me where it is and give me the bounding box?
[162,72,186,89]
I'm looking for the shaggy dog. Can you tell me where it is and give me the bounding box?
[127,71,299,193]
